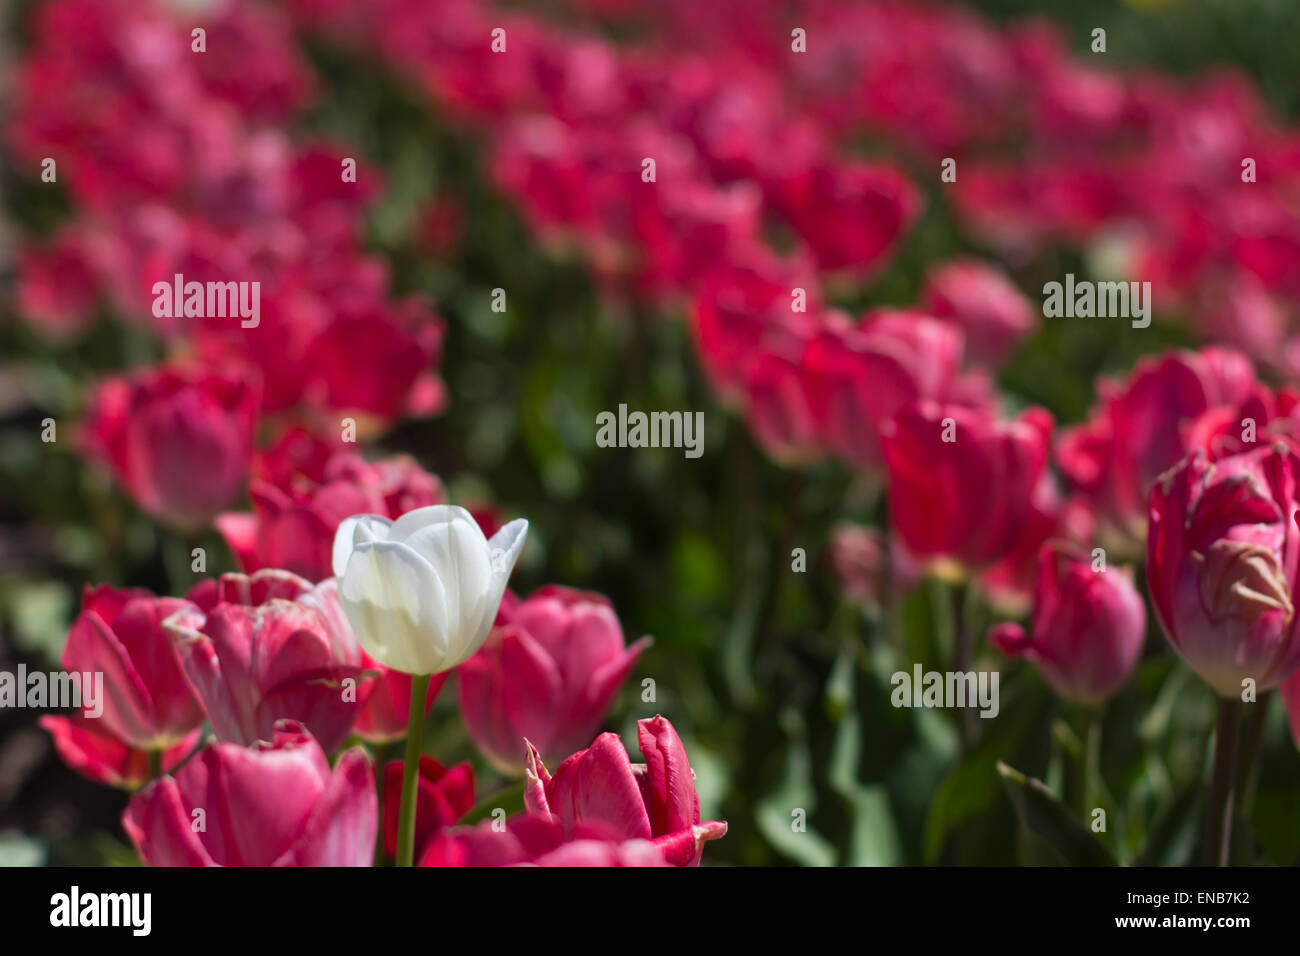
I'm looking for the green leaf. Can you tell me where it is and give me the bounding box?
[997,762,1117,866]
[756,720,836,867]
[826,650,901,866]
[1132,776,1200,866]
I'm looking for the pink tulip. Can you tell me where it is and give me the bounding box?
[742,339,823,466]
[523,715,727,866]
[167,572,369,752]
[1147,446,1300,696]
[217,451,444,583]
[59,584,205,750]
[881,401,1054,576]
[1057,348,1257,552]
[381,756,474,860]
[123,721,376,866]
[922,258,1037,367]
[827,522,885,610]
[990,543,1145,705]
[420,815,669,867]
[458,586,651,771]
[80,362,259,530]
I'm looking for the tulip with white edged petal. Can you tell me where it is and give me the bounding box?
[333,505,528,676]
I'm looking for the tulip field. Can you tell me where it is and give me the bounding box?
[5,0,1300,885]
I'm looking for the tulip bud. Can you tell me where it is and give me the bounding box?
[333,505,528,675]
[989,543,1145,705]
[381,756,474,861]
[1147,446,1300,696]
[123,721,376,866]
[881,401,1053,576]
[62,585,205,750]
[458,586,651,771]
[81,363,259,530]
[921,258,1037,367]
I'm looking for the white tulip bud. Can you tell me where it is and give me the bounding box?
[333,505,528,675]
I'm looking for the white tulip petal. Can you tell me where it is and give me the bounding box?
[339,541,449,674]
[388,504,483,545]
[402,515,494,663]
[332,514,393,579]
[465,518,529,661]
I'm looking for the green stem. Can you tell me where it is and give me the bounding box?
[1077,708,1099,820]
[147,748,163,781]
[1235,696,1268,814]
[951,581,973,752]
[396,674,432,867]
[1203,697,1243,866]
[372,741,391,866]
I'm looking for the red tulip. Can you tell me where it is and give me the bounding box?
[689,246,821,406]
[458,586,651,771]
[352,657,447,744]
[805,310,965,473]
[990,543,1145,705]
[217,451,445,582]
[881,401,1054,576]
[768,159,920,278]
[122,721,376,866]
[742,338,823,466]
[523,715,727,866]
[420,815,669,867]
[40,717,200,791]
[166,574,369,752]
[922,258,1036,367]
[381,756,474,860]
[1147,446,1300,696]
[81,362,259,530]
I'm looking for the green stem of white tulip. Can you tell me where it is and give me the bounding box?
[396,673,431,867]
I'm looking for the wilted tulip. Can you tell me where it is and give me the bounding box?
[458,586,651,771]
[333,505,528,676]
[1147,446,1300,696]
[122,721,376,866]
[524,715,727,866]
[989,543,1145,705]
[166,573,369,752]
[881,401,1054,576]
[381,756,474,861]
[80,362,259,529]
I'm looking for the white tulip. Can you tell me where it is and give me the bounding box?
[332,505,528,675]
